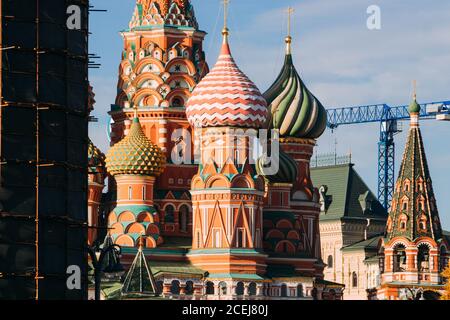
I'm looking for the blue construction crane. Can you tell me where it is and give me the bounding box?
[326,101,450,210]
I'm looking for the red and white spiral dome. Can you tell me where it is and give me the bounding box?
[186,30,268,129]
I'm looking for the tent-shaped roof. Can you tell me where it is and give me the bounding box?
[121,238,158,296]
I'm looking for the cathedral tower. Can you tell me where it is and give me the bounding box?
[108,0,209,238]
[185,5,268,282]
[263,13,327,275]
[106,111,166,249]
[378,91,449,300]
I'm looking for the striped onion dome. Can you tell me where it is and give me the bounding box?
[186,29,268,129]
[106,116,166,176]
[263,36,327,139]
[88,139,105,174]
[256,149,298,184]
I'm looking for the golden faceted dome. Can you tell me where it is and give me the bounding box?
[106,117,166,177]
[88,138,105,174]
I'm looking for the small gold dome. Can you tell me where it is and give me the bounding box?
[106,117,166,176]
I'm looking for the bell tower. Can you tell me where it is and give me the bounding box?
[378,87,449,300]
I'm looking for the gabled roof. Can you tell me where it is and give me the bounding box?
[311,164,387,221]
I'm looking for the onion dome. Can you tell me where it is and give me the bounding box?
[186,29,268,129]
[256,149,298,184]
[263,36,327,139]
[88,139,106,174]
[409,97,421,114]
[106,116,166,176]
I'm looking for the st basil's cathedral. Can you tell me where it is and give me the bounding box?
[86,0,346,300]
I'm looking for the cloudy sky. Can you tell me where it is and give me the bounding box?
[89,0,450,229]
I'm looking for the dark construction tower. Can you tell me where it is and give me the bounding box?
[0,1,89,299]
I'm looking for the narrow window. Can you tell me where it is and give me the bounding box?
[128,186,132,200]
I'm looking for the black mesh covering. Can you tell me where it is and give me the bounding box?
[0,0,89,300]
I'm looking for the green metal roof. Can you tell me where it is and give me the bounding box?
[341,235,382,252]
[311,164,387,221]
[148,261,205,277]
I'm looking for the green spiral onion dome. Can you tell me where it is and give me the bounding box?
[106,117,166,176]
[88,139,106,174]
[256,149,298,184]
[263,37,327,139]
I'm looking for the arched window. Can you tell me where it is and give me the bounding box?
[170,280,180,295]
[297,284,304,298]
[128,186,132,200]
[327,255,333,268]
[165,205,175,223]
[235,282,244,295]
[248,283,257,296]
[352,272,358,287]
[172,97,183,108]
[185,281,194,295]
[393,244,406,272]
[179,205,189,232]
[280,284,288,297]
[219,281,227,296]
[418,244,430,272]
[205,281,215,295]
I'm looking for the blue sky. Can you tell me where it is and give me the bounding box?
[89,0,450,229]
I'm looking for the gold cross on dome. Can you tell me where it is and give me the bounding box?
[286,7,295,37]
[223,0,230,29]
[412,80,417,100]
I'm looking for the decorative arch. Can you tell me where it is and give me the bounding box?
[166,57,196,75]
[205,174,231,189]
[118,211,135,223]
[275,240,296,254]
[134,73,164,88]
[132,88,163,107]
[108,211,118,224]
[145,236,157,248]
[231,175,252,189]
[134,56,164,73]
[125,222,146,234]
[286,230,300,240]
[109,222,124,235]
[115,234,135,247]
[191,176,205,189]
[137,211,154,223]
[146,224,160,235]
[166,75,196,89]
[276,219,294,229]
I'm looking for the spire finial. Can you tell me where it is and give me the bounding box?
[412,80,417,100]
[222,0,230,43]
[285,7,295,54]
[133,106,138,119]
[138,232,145,251]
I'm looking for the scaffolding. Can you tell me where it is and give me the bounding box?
[0,0,90,299]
